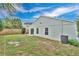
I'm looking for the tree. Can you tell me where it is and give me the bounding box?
[0,19,3,31]
[3,17,13,29]
[0,3,15,15]
[0,3,20,15]
[12,18,22,29]
[4,17,22,29]
[0,4,22,30]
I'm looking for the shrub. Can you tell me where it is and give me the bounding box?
[0,29,21,35]
[68,39,79,47]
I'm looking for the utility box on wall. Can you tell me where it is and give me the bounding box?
[61,35,68,44]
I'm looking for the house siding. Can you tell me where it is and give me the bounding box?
[28,16,77,41]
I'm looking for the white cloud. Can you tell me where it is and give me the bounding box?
[13,4,52,13]
[0,9,9,18]
[13,4,28,13]
[43,5,79,17]
[28,7,51,13]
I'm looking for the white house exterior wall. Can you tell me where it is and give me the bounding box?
[29,16,77,41]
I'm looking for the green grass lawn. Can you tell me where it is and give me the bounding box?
[0,34,79,56]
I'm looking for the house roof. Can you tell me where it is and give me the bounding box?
[24,22,33,25]
[32,16,76,24]
[24,16,76,26]
[42,16,75,22]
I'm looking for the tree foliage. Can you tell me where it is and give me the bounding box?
[0,3,20,15]
[12,18,22,29]
[3,17,22,29]
[0,4,22,31]
[0,19,3,31]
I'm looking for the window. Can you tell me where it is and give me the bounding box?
[45,28,48,35]
[31,28,34,34]
[36,28,39,34]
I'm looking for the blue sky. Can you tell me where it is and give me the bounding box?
[0,3,79,22]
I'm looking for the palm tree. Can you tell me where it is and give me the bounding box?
[0,3,19,14]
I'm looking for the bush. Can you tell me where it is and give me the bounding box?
[68,39,79,47]
[0,29,21,35]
